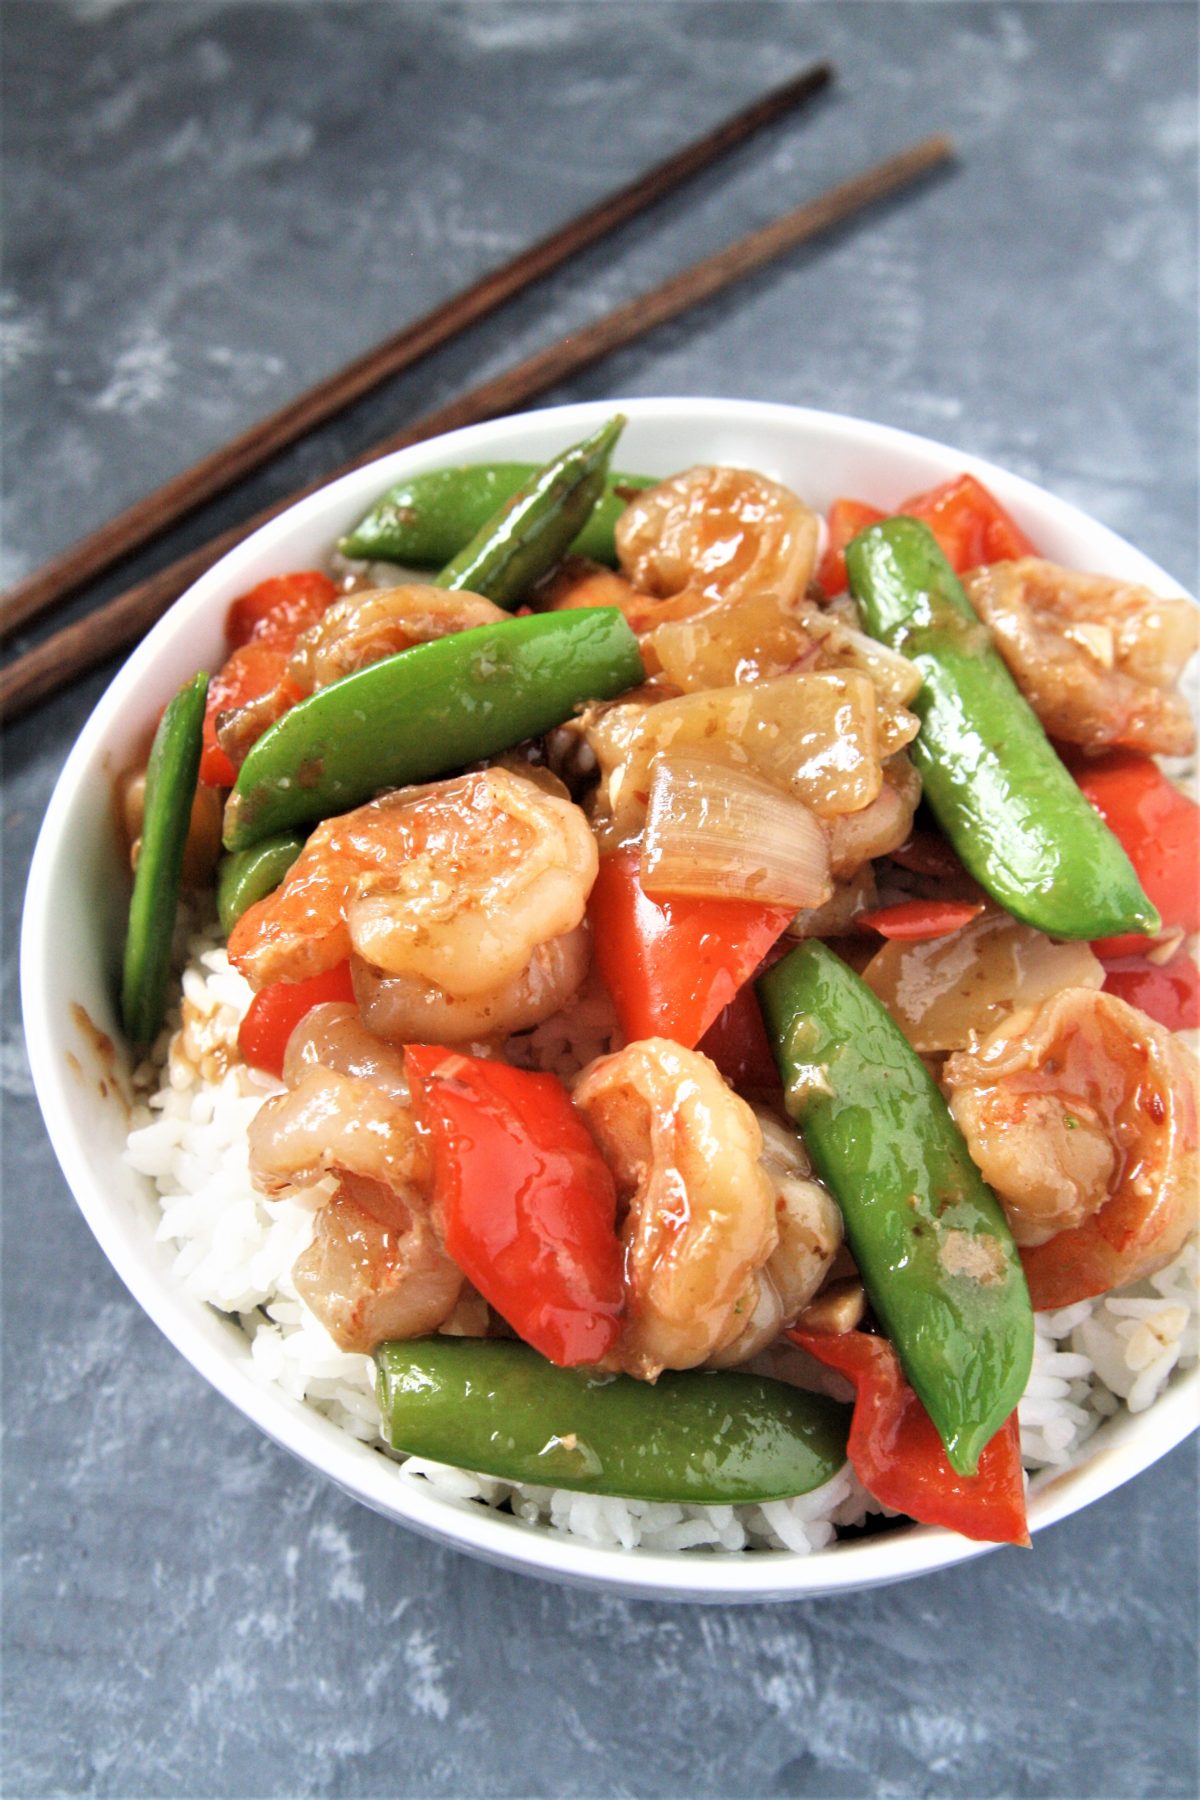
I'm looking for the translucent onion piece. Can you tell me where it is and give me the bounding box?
[584,671,896,846]
[798,605,924,708]
[862,911,1105,1053]
[643,591,924,718]
[644,591,818,693]
[734,673,887,813]
[640,754,832,910]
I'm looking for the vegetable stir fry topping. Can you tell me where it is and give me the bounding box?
[121,421,1199,1543]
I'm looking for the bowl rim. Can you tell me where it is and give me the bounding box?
[21,395,1199,1601]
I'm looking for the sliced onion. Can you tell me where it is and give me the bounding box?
[800,606,924,708]
[640,753,832,910]
[862,911,1105,1053]
[584,670,894,843]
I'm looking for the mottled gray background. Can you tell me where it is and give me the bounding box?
[3,3,1197,1796]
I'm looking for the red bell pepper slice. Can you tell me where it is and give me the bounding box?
[697,980,781,1090]
[201,572,339,786]
[1072,752,1200,957]
[858,900,985,942]
[817,498,885,596]
[237,960,356,1078]
[226,570,338,650]
[405,1047,624,1366]
[200,643,301,788]
[898,472,1038,574]
[1101,949,1200,1033]
[791,1327,1029,1545]
[588,849,793,1048]
[819,475,1035,597]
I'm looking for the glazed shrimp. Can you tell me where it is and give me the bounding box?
[248,1064,429,1200]
[615,466,819,612]
[708,1112,844,1367]
[534,555,659,630]
[573,1039,779,1380]
[287,585,506,695]
[215,586,505,772]
[944,989,1199,1269]
[964,560,1199,756]
[282,1001,413,1099]
[826,754,921,879]
[351,924,591,1046]
[291,1175,465,1356]
[227,768,599,1041]
[248,1010,462,1352]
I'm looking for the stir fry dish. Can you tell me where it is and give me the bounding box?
[120,417,1200,1550]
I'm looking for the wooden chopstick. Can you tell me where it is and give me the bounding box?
[0,60,833,642]
[0,133,954,725]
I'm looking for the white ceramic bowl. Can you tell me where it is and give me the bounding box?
[22,398,1199,1602]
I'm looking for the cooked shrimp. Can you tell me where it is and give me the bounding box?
[615,466,819,611]
[248,1064,429,1200]
[214,586,506,772]
[826,754,921,879]
[249,1028,462,1352]
[709,1112,843,1366]
[573,1039,779,1379]
[292,1172,464,1354]
[534,555,658,629]
[944,988,1199,1259]
[581,672,918,850]
[287,585,505,694]
[283,1001,412,1100]
[965,559,1199,756]
[227,769,599,1036]
[352,923,591,1046]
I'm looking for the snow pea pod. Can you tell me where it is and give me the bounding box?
[757,940,1033,1477]
[432,414,627,607]
[339,462,654,569]
[846,517,1159,941]
[223,607,643,850]
[216,831,305,935]
[120,672,208,1044]
[375,1337,850,1504]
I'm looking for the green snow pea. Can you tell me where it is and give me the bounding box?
[120,672,208,1045]
[375,1337,850,1504]
[846,517,1159,941]
[757,940,1033,1477]
[223,607,643,850]
[432,415,627,607]
[339,461,654,570]
[216,832,305,934]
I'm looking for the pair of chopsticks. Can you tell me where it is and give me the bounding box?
[0,61,953,722]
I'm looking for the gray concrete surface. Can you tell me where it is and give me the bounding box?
[2,3,1197,1796]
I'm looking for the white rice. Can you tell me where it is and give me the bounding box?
[126,931,1199,1555]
